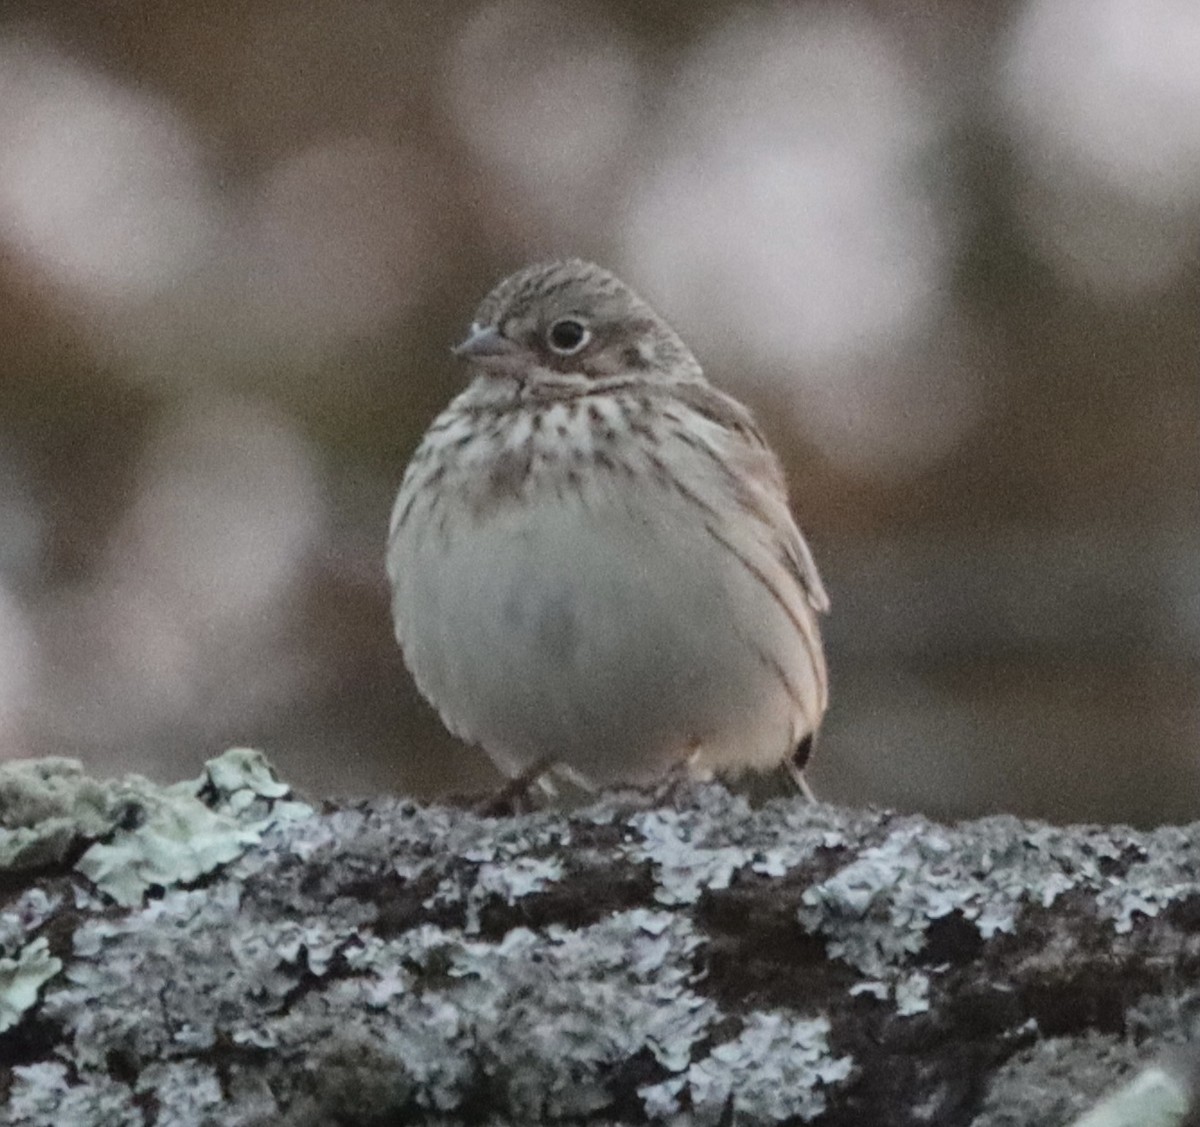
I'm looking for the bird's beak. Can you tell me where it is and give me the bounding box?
[451,325,522,374]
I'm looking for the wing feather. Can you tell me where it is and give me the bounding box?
[671,380,830,615]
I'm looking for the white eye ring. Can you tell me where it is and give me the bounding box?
[546,318,591,355]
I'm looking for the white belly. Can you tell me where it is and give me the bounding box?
[388,463,822,785]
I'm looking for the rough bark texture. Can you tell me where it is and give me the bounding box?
[0,749,1198,1126]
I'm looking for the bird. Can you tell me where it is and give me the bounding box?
[387,259,829,798]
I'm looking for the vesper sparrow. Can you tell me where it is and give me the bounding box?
[387,260,829,795]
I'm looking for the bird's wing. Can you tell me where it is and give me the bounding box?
[672,380,830,614]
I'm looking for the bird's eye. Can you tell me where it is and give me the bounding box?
[546,318,591,355]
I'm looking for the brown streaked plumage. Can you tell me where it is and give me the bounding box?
[387,259,829,793]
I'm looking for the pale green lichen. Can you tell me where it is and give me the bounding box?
[75,747,311,907]
[39,798,860,1127]
[8,755,1198,1125]
[0,746,310,910]
[465,856,565,932]
[1067,1064,1192,1127]
[660,1011,853,1124]
[627,791,838,906]
[136,1060,230,1126]
[895,970,931,1016]
[6,1062,134,1127]
[0,888,60,951]
[0,758,121,871]
[204,745,292,804]
[795,816,1170,985]
[0,938,62,1033]
[325,909,720,1118]
[74,795,260,908]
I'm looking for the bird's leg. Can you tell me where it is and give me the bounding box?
[473,755,558,816]
[787,731,818,802]
[685,745,716,784]
[633,745,712,807]
[786,760,818,803]
[549,761,597,794]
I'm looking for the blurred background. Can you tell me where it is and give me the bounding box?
[0,0,1196,825]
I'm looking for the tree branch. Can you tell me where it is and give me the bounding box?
[1,749,1197,1125]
